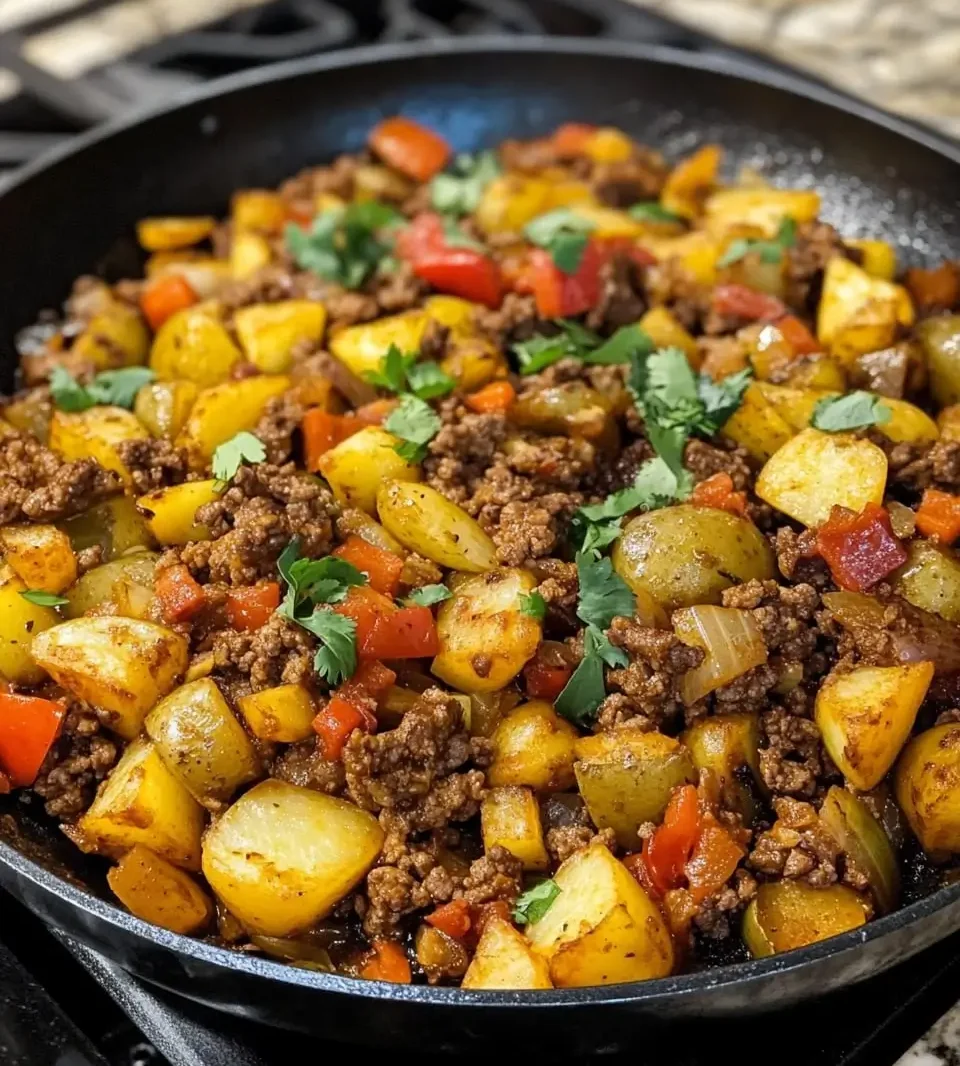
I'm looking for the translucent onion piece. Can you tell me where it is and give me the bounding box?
[819,786,900,915]
[250,936,335,970]
[886,500,917,540]
[673,606,768,705]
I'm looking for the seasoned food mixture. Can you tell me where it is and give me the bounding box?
[2,116,960,989]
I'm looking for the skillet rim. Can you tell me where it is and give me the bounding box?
[2,35,959,1008]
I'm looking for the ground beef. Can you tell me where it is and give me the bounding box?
[784,220,848,311]
[456,846,523,906]
[526,557,579,632]
[397,553,443,594]
[75,544,104,575]
[886,438,960,494]
[593,153,667,207]
[545,825,617,865]
[279,154,360,209]
[492,498,562,566]
[255,391,304,465]
[774,526,831,588]
[32,705,118,821]
[370,260,426,313]
[693,870,757,940]
[475,292,539,342]
[294,348,378,408]
[586,255,646,331]
[643,259,709,330]
[116,438,187,494]
[212,613,316,689]
[722,580,824,665]
[758,696,829,799]
[271,736,345,794]
[684,438,753,490]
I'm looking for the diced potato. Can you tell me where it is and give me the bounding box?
[134,380,199,439]
[755,382,830,432]
[785,356,847,392]
[377,480,496,571]
[4,390,52,442]
[475,175,558,235]
[237,684,316,743]
[72,302,150,370]
[481,786,549,870]
[321,430,421,516]
[846,239,897,281]
[60,495,153,561]
[574,731,697,848]
[202,779,384,936]
[177,375,289,468]
[893,540,960,623]
[146,255,232,299]
[232,190,287,233]
[683,713,761,821]
[229,232,273,279]
[878,397,940,445]
[917,314,960,407]
[233,301,327,374]
[566,203,645,238]
[329,311,427,379]
[432,568,541,692]
[742,881,868,957]
[0,570,59,684]
[583,127,634,164]
[644,231,721,286]
[755,428,887,528]
[145,679,261,810]
[462,917,554,990]
[815,661,934,791]
[107,845,213,934]
[0,524,76,593]
[661,144,721,220]
[509,382,615,444]
[704,187,820,237]
[137,479,220,546]
[65,551,158,620]
[488,701,578,791]
[819,786,899,914]
[720,382,795,462]
[31,616,189,740]
[817,258,914,366]
[440,336,508,391]
[137,216,216,252]
[49,406,149,486]
[78,738,204,869]
[639,307,699,367]
[612,505,774,611]
[526,842,673,987]
[150,305,242,387]
[895,723,960,853]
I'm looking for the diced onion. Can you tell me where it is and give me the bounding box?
[886,501,916,540]
[673,606,768,705]
[819,786,899,915]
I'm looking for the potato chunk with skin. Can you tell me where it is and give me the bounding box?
[683,713,761,821]
[918,314,960,407]
[137,479,220,546]
[134,380,198,439]
[72,303,150,370]
[321,430,421,516]
[202,779,384,937]
[815,662,934,791]
[0,524,76,593]
[237,683,316,743]
[893,540,960,623]
[49,406,149,486]
[108,845,213,934]
[742,881,868,957]
[755,428,888,529]
[65,551,158,620]
[462,917,553,990]
[233,301,327,374]
[0,569,59,684]
[895,723,960,853]
[330,310,428,379]
[481,786,549,870]
[31,616,189,740]
[137,216,216,251]
[78,738,205,869]
[145,679,261,810]
[61,495,152,562]
[526,842,673,987]
[488,701,578,791]
[432,568,541,692]
[612,505,774,611]
[377,480,496,572]
[150,305,242,387]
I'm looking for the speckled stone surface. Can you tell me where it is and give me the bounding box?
[626,0,960,137]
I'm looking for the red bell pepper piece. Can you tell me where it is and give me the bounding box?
[465,380,516,414]
[916,489,960,544]
[361,606,439,660]
[156,564,206,623]
[776,314,821,356]
[333,535,404,597]
[711,284,787,322]
[597,236,656,270]
[815,503,908,592]
[0,694,66,787]
[360,939,412,984]
[684,814,745,904]
[337,660,397,708]
[334,586,399,651]
[690,472,747,516]
[352,399,398,428]
[139,275,198,330]
[523,658,573,703]
[551,122,597,156]
[302,409,359,471]
[313,697,366,761]
[413,251,503,308]
[529,240,604,318]
[394,212,446,261]
[640,784,701,897]
[226,582,280,632]
[426,898,472,940]
[368,117,451,183]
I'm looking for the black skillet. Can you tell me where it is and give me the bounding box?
[0,37,959,1055]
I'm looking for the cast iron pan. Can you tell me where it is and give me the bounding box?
[0,37,959,1055]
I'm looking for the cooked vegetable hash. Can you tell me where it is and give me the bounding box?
[2,116,960,989]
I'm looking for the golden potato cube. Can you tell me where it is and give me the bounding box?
[432,568,541,693]
[422,295,478,333]
[137,479,220,545]
[234,301,327,373]
[150,306,242,387]
[49,406,149,486]
[108,844,213,934]
[755,382,833,433]
[353,163,414,203]
[78,738,204,869]
[894,540,960,623]
[230,232,273,279]
[682,713,761,821]
[566,203,644,239]
[329,311,428,380]
[64,552,158,620]
[918,315,960,408]
[704,187,820,237]
[755,427,888,528]
[320,430,421,515]
[846,239,897,281]
[72,303,150,370]
[488,701,578,792]
[0,524,76,593]
[201,779,384,937]
[877,397,939,445]
[721,382,795,462]
[644,231,721,285]
[815,661,934,791]
[145,679,261,810]
[237,683,316,743]
[639,307,699,367]
[31,616,189,740]
[134,380,199,439]
[583,127,634,164]
[137,216,216,252]
[232,190,287,233]
[4,390,52,442]
[895,723,960,853]
[462,917,553,990]
[440,336,508,391]
[526,842,673,987]
[784,356,848,392]
[742,881,868,957]
[661,144,721,220]
[0,570,59,684]
[481,786,549,870]
[475,174,556,235]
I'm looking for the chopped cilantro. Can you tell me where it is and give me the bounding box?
[285,200,401,290]
[49,365,155,413]
[717,217,798,269]
[385,394,442,463]
[366,345,455,401]
[365,344,417,393]
[302,610,358,687]
[519,592,547,621]
[440,216,487,252]
[575,551,635,631]
[405,361,456,401]
[211,431,266,487]
[513,320,648,376]
[628,202,684,224]
[811,391,892,432]
[554,624,628,727]
[431,151,501,217]
[583,324,654,366]
[524,208,595,274]
[512,879,560,926]
[19,589,68,607]
[406,584,452,607]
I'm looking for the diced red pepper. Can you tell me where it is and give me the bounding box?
[361,606,439,661]
[337,660,397,709]
[352,399,398,428]
[156,564,206,623]
[426,898,472,940]
[285,202,315,228]
[529,240,604,318]
[597,236,657,270]
[333,535,404,596]
[815,503,908,592]
[394,212,447,262]
[360,939,412,984]
[313,697,366,761]
[413,251,503,308]
[711,284,787,322]
[640,784,701,897]
[334,585,399,651]
[551,123,597,156]
[776,314,821,356]
[139,274,198,330]
[0,694,66,787]
[368,117,451,183]
[916,489,960,544]
[465,380,516,414]
[226,582,280,631]
[523,658,573,703]
[684,815,745,904]
[690,472,747,516]
[302,409,359,471]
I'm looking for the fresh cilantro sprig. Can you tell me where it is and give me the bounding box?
[512,879,560,926]
[285,201,401,290]
[513,321,652,376]
[717,217,797,269]
[212,431,266,488]
[431,151,501,218]
[524,208,596,274]
[366,345,455,403]
[385,394,442,463]
[628,202,683,224]
[20,589,69,607]
[575,551,634,630]
[365,344,416,393]
[811,391,892,432]
[406,584,452,607]
[49,365,155,413]
[519,592,547,621]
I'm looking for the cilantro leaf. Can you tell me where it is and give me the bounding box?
[49,365,155,413]
[519,592,547,621]
[385,394,441,463]
[405,361,456,400]
[277,539,366,621]
[513,320,602,376]
[550,231,590,274]
[431,151,501,217]
[303,609,357,686]
[285,201,401,290]
[811,391,892,432]
[49,366,95,412]
[553,624,627,727]
[365,344,416,393]
[512,879,560,926]
[628,202,683,224]
[583,324,654,366]
[20,589,68,607]
[697,367,753,430]
[406,584,452,607]
[717,217,798,268]
[576,551,635,630]
[524,208,595,275]
[211,431,266,486]
[366,347,455,401]
[440,216,487,252]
